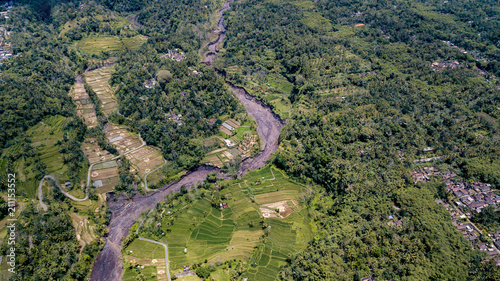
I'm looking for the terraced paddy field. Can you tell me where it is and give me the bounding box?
[104,124,166,182]
[125,146,165,179]
[75,36,125,54]
[105,124,143,154]
[84,66,119,116]
[70,212,96,250]
[69,76,98,128]
[74,35,148,55]
[81,138,120,193]
[140,166,313,280]
[81,138,115,164]
[0,115,89,197]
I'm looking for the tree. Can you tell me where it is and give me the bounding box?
[156,70,173,83]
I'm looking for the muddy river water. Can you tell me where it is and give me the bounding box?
[90,1,284,279]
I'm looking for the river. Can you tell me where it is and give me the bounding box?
[89,1,284,280]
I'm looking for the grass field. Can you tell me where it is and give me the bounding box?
[74,34,147,55]
[122,35,148,50]
[123,264,158,281]
[125,239,166,260]
[133,166,313,279]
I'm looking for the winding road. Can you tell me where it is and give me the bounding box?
[37,130,152,210]
[136,210,172,281]
[144,159,168,191]
[89,0,285,279]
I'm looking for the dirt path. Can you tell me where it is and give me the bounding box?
[90,0,284,280]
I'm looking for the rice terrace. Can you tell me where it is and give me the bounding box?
[131,166,313,280]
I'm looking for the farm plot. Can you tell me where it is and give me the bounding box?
[105,124,166,182]
[75,36,124,54]
[125,146,164,179]
[244,210,313,281]
[5,116,89,197]
[91,164,120,194]
[219,118,240,136]
[84,66,119,116]
[158,166,311,280]
[105,124,143,154]
[81,138,115,164]
[70,213,96,250]
[163,199,240,268]
[121,35,148,50]
[123,251,168,281]
[203,118,259,167]
[69,78,98,128]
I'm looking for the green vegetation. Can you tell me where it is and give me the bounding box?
[75,36,125,54]
[0,203,105,281]
[216,0,500,279]
[111,45,243,171]
[131,167,312,280]
[1,0,500,280]
[1,116,88,198]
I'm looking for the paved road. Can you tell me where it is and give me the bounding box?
[90,0,284,279]
[136,235,171,281]
[144,159,167,191]
[135,211,171,280]
[37,130,150,210]
[38,177,49,211]
[38,175,89,210]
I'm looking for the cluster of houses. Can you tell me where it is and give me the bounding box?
[412,166,456,183]
[443,40,489,63]
[437,199,500,262]
[166,112,182,126]
[431,61,460,71]
[223,139,235,148]
[0,1,13,19]
[413,166,498,213]
[161,49,186,62]
[446,179,497,213]
[0,26,12,61]
[188,67,202,75]
[219,202,228,209]
[415,167,500,263]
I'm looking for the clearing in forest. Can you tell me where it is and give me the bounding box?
[70,212,96,250]
[84,66,119,116]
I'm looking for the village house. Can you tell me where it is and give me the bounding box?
[166,112,182,126]
[143,78,157,89]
